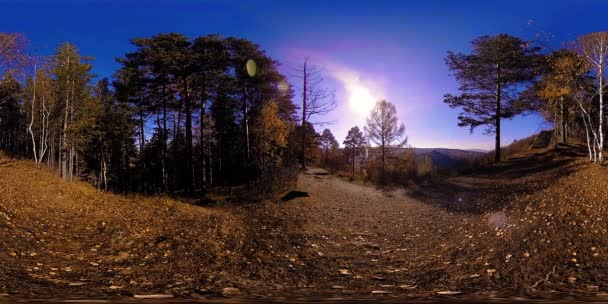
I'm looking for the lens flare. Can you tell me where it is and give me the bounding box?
[246,59,257,77]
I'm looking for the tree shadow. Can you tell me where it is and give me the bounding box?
[280,190,309,202]
[0,160,14,167]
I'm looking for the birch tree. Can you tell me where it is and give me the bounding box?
[576,32,608,163]
[24,61,54,165]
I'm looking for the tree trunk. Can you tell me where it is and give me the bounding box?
[61,57,70,180]
[40,95,49,163]
[244,94,250,164]
[139,111,145,154]
[351,148,355,178]
[301,60,307,170]
[184,79,193,194]
[200,87,207,191]
[381,144,385,182]
[495,76,501,163]
[28,66,38,164]
[208,136,213,186]
[582,112,592,161]
[598,62,604,163]
[560,97,567,144]
[161,85,168,192]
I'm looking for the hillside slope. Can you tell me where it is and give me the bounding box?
[0,155,305,299]
[3,144,608,301]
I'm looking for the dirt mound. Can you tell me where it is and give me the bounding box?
[0,154,306,299]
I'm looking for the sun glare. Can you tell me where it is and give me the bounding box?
[349,84,376,116]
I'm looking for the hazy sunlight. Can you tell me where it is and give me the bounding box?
[348,84,376,116]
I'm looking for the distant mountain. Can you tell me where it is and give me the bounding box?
[412,148,485,170]
[466,149,489,153]
[361,147,485,171]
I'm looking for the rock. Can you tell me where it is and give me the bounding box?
[222,287,240,296]
[371,290,392,295]
[68,282,85,286]
[109,285,122,290]
[486,269,496,274]
[398,284,417,289]
[133,294,174,299]
[331,285,346,289]
[568,276,577,284]
[89,262,99,266]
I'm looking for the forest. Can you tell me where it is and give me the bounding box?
[1,33,304,194]
[2,31,608,194]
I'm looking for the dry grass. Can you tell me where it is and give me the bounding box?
[3,143,608,300]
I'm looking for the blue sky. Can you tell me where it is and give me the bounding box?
[1,0,607,149]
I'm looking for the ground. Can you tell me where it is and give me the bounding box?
[2,144,608,302]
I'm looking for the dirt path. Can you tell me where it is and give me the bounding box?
[275,170,493,296]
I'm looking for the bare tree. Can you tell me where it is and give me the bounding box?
[577,32,608,163]
[0,33,28,109]
[0,33,28,84]
[292,57,336,169]
[365,100,407,181]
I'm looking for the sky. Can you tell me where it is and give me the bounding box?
[1,0,607,150]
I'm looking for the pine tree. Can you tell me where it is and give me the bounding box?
[444,34,543,162]
[52,42,94,181]
[343,126,366,178]
[319,128,339,167]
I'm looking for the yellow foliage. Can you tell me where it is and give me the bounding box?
[254,100,289,169]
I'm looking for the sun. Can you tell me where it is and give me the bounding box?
[348,85,376,116]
